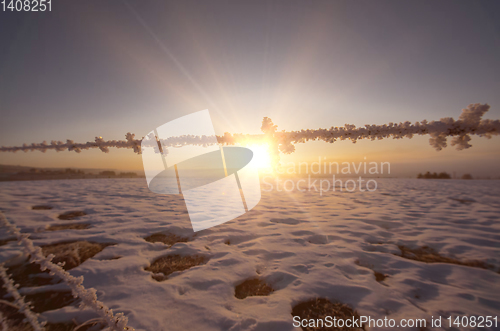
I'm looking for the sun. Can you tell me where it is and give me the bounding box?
[248,144,272,170]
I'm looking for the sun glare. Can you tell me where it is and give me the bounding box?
[249,144,272,170]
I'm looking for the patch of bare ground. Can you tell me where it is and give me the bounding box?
[145,255,207,282]
[397,245,496,271]
[0,302,94,330]
[234,278,274,299]
[32,205,53,210]
[25,290,78,313]
[57,211,87,220]
[354,259,388,283]
[0,268,96,330]
[0,302,31,331]
[6,260,59,287]
[0,237,15,246]
[41,241,114,270]
[291,298,365,331]
[450,198,475,205]
[144,232,188,247]
[373,271,387,282]
[0,278,7,300]
[4,242,112,288]
[47,223,91,231]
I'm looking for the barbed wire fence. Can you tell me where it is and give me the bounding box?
[0,262,46,331]
[0,212,135,331]
[0,103,499,329]
[0,262,45,331]
[0,311,9,331]
[1,103,498,169]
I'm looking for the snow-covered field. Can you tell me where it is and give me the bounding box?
[1,178,499,330]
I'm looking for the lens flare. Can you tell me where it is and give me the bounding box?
[249,144,272,170]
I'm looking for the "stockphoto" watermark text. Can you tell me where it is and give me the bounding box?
[262,157,390,194]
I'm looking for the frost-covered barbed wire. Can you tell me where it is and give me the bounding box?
[0,133,265,154]
[271,103,499,154]
[0,212,135,331]
[0,311,9,331]
[0,103,498,156]
[0,264,45,331]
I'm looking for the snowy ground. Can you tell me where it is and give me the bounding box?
[0,178,499,331]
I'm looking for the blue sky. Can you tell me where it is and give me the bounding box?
[1,0,499,175]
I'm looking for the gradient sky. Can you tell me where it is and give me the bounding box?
[1,0,499,176]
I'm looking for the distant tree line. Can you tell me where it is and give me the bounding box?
[28,168,85,175]
[417,171,473,179]
[21,168,138,178]
[99,170,137,177]
[417,172,451,179]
